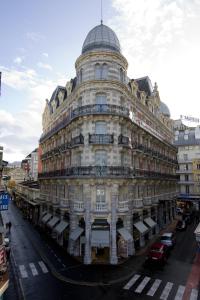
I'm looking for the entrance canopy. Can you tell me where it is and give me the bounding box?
[117,228,133,241]
[134,221,148,235]
[54,220,69,234]
[47,216,59,229]
[70,227,84,241]
[91,230,110,247]
[41,213,52,224]
[144,217,156,229]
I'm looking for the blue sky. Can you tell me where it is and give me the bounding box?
[1,0,200,162]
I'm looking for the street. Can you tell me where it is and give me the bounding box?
[2,200,200,300]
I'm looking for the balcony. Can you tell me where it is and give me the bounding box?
[39,166,135,179]
[71,134,84,147]
[94,203,108,212]
[176,169,192,174]
[135,169,178,180]
[133,198,143,208]
[118,200,129,212]
[143,196,152,206]
[60,198,69,208]
[118,134,129,146]
[152,196,159,204]
[73,201,84,212]
[89,134,114,144]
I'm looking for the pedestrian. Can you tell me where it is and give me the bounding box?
[8,221,12,233]
[5,246,11,261]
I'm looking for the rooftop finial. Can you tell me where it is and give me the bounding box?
[101,0,103,24]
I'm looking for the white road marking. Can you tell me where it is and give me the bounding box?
[160,282,174,300]
[190,289,198,300]
[29,263,38,276]
[135,276,151,293]
[19,265,28,278]
[38,261,49,274]
[147,279,162,296]
[174,285,185,300]
[123,274,141,290]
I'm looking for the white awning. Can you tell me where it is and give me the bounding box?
[91,230,110,247]
[144,217,156,228]
[41,213,52,224]
[134,221,149,235]
[69,227,84,241]
[117,228,133,242]
[47,216,60,229]
[54,220,69,234]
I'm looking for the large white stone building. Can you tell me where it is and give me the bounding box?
[39,23,178,264]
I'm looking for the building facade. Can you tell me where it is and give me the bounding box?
[39,23,178,264]
[174,121,200,210]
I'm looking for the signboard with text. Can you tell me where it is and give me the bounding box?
[0,192,10,210]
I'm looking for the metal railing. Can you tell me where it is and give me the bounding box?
[118,134,129,145]
[89,134,114,144]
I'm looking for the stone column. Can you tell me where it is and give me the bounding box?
[84,184,92,265]
[126,185,135,255]
[110,184,118,265]
[68,185,77,255]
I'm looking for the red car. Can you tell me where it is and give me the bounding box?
[146,242,169,265]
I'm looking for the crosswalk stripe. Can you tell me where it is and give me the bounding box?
[160,282,174,300]
[174,285,185,300]
[135,276,151,293]
[123,274,141,290]
[190,289,198,300]
[38,261,49,274]
[29,263,38,276]
[147,279,162,296]
[19,265,28,278]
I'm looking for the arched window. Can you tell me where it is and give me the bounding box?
[102,64,108,79]
[95,64,101,79]
[96,186,106,203]
[95,150,107,165]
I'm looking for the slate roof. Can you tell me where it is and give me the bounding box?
[174,130,200,146]
[135,76,153,97]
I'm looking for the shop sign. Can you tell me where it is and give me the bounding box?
[0,192,10,210]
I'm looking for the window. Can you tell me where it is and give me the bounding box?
[185,175,189,181]
[95,150,107,165]
[79,69,83,83]
[183,154,188,161]
[95,121,107,134]
[102,64,108,79]
[120,68,125,82]
[186,186,190,194]
[96,187,106,203]
[95,64,101,79]
[95,94,107,105]
[78,97,82,107]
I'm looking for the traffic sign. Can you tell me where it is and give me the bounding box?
[0,192,10,210]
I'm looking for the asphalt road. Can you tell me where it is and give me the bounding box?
[2,201,200,300]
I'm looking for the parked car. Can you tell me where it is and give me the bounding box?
[146,242,169,265]
[176,220,187,231]
[160,232,176,248]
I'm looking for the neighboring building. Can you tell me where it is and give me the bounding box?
[39,23,178,264]
[21,149,38,181]
[0,214,9,299]
[174,121,200,210]
[5,167,26,184]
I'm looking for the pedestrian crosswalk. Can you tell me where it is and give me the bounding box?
[19,261,49,278]
[123,274,199,300]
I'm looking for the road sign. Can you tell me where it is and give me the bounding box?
[0,192,10,210]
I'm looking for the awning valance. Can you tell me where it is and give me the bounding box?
[54,220,69,234]
[144,217,156,228]
[91,230,110,247]
[117,228,133,242]
[69,227,84,241]
[41,213,52,224]
[134,221,149,235]
[47,216,59,229]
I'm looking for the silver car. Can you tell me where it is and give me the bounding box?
[160,232,176,248]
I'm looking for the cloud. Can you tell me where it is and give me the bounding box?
[42,52,49,58]
[37,62,53,71]
[26,32,45,42]
[0,65,67,162]
[14,57,24,64]
[109,0,200,118]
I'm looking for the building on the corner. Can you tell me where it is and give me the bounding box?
[21,148,38,181]
[174,121,200,210]
[38,23,178,264]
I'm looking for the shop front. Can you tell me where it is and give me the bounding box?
[133,221,149,248]
[91,230,110,263]
[117,227,133,258]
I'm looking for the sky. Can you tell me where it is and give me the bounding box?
[0,0,200,162]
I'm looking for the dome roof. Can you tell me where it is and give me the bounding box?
[160,101,171,117]
[82,24,121,54]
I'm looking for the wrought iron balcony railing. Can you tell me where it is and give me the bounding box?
[89,134,114,144]
[118,134,129,145]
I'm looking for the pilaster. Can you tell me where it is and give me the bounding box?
[84,184,92,264]
[110,184,118,265]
